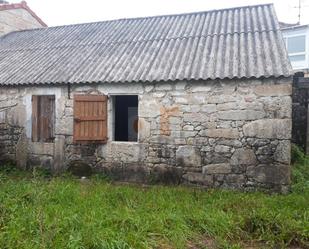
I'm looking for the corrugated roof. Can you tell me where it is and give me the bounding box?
[0,3,292,85]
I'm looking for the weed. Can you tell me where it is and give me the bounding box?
[291,144,309,193]
[0,147,307,248]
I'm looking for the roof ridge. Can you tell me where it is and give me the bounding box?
[2,3,273,34]
[0,28,282,53]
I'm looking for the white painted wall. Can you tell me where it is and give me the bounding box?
[282,25,309,71]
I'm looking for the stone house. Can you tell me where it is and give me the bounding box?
[0,4,293,191]
[0,1,47,36]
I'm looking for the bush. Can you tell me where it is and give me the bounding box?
[291,144,309,193]
[0,162,17,173]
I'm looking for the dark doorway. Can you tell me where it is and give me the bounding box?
[114,95,138,142]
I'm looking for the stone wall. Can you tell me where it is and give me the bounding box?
[292,75,308,152]
[0,123,23,164]
[0,77,292,191]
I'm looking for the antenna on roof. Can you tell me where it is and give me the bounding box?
[293,0,309,25]
[297,0,301,24]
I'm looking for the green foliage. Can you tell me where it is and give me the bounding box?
[0,162,17,174]
[90,173,112,182]
[291,144,309,192]
[0,169,307,249]
[291,144,307,165]
[0,151,308,249]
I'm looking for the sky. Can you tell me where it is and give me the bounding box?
[10,0,309,27]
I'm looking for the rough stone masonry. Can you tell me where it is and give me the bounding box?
[0,76,292,192]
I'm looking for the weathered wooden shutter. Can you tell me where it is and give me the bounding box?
[41,96,55,142]
[73,95,107,143]
[32,95,55,142]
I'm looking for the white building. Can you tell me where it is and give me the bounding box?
[281,24,309,76]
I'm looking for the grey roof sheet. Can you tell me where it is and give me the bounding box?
[0,4,292,85]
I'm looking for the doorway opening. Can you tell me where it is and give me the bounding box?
[114,95,138,142]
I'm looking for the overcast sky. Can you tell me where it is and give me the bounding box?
[11,0,309,27]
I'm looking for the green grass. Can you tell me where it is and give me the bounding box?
[291,144,309,193]
[0,147,308,249]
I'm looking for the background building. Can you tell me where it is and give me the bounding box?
[281,24,309,76]
[0,1,46,36]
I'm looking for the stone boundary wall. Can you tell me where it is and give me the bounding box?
[291,74,308,153]
[0,77,292,192]
[0,123,23,164]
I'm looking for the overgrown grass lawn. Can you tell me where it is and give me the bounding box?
[0,169,308,249]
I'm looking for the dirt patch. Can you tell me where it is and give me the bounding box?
[238,241,306,249]
[187,236,217,249]
[186,237,306,249]
[240,241,270,249]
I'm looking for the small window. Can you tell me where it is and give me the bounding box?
[32,95,55,142]
[284,35,306,63]
[73,95,107,143]
[287,35,306,54]
[289,54,306,62]
[114,95,138,142]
